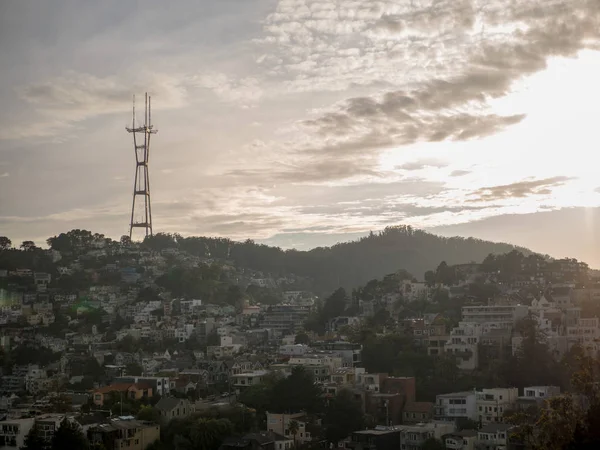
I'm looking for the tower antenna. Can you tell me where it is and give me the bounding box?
[126,92,157,239]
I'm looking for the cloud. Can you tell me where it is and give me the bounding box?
[190,72,263,103]
[397,159,447,171]
[302,86,527,150]
[2,71,190,141]
[471,176,573,201]
[450,170,471,177]
[249,0,600,182]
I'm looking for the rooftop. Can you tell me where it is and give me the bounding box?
[437,391,474,398]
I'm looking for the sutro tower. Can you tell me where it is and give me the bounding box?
[126,93,157,239]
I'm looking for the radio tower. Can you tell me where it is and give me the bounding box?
[126,93,157,239]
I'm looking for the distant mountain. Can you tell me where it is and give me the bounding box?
[219,226,532,294]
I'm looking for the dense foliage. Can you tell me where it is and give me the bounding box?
[140,226,529,293]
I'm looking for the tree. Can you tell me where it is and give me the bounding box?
[20,241,36,251]
[20,426,47,450]
[287,420,299,447]
[189,418,233,450]
[120,235,132,247]
[270,367,323,414]
[295,332,310,345]
[0,236,11,250]
[323,389,364,444]
[50,418,89,450]
[137,405,160,423]
[321,288,348,322]
[125,362,143,377]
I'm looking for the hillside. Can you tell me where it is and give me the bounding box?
[156,226,531,294]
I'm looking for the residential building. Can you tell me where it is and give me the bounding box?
[461,305,528,328]
[0,418,35,449]
[516,386,560,409]
[220,433,278,450]
[278,344,310,357]
[114,376,170,396]
[445,323,481,370]
[155,397,194,423]
[88,419,160,450]
[266,413,312,444]
[402,402,434,424]
[444,430,478,450]
[475,388,518,425]
[399,422,455,450]
[232,370,269,392]
[288,354,343,371]
[36,415,64,443]
[356,372,387,392]
[92,383,153,407]
[311,341,362,367]
[348,427,401,450]
[476,424,514,450]
[34,273,51,292]
[261,305,310,333]
[435,391,477,422]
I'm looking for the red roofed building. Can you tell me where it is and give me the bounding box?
[92,382,153,406]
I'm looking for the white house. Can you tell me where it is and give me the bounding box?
[435,391,477,422]
[0,417,35,449]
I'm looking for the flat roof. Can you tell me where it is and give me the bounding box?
[437,391,474,397]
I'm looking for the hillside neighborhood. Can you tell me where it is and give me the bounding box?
[0,230,599,450]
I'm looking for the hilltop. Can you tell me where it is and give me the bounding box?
[139,226,531,294]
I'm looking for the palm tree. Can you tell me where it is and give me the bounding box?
[190,418,233,450]
[287,420,299,448]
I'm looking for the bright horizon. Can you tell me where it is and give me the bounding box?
[1,0,599,267]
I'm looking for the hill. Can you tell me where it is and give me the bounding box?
[154,225,531,294]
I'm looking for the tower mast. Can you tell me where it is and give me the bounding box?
[126,92,157,239]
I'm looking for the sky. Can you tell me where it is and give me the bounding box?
[1,0,600,266]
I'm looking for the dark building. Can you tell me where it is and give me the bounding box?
[347,427,401,450]
[220,432,276,450]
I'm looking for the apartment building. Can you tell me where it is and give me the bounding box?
[444,323,481,370]
[476,424,514,450]
[398,422,455,450]
[461,305,528,328]
[261,305,310,333]
[88,419,160,450]
[0,418,35,449]
[475,388,518,425]
[516,386,560,409]
[435,391,477,422]
[444,430,477,450]
[266,413,312,444]
[288,354,343,371]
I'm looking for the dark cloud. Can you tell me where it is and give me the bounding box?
[470,176,572,201]
[397,159,447,171]
[373,15,404,34]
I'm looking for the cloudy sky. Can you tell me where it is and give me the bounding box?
[1,0,600,266]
